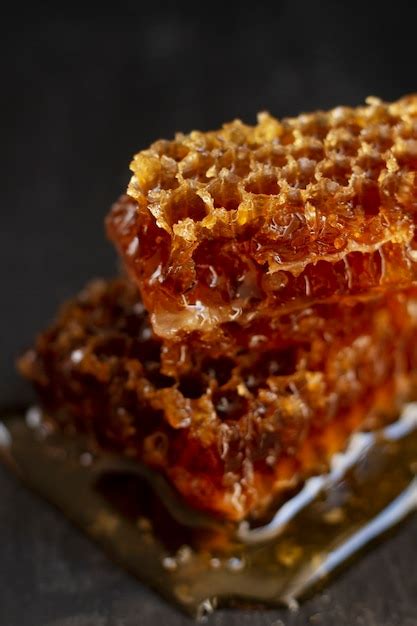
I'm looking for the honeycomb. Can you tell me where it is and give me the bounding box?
[19,278,417,520]
[107,95,417,341]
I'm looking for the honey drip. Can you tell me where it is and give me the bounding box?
[0,407,416,618]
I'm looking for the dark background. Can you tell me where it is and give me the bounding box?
[2,2,417,625]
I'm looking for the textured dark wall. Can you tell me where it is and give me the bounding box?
[2,3,417,624]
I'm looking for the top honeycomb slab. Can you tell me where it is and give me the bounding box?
[107,95,417,341]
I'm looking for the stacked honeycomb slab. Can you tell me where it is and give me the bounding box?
[108,96,417,345]
[19,278,417,519]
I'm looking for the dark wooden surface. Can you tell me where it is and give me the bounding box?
[2,3,417,624]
